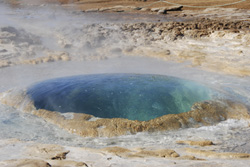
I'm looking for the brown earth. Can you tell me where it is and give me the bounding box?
[7,0,250,11]
[71,0,250,11]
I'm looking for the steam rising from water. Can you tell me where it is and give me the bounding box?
[0,1,250,154]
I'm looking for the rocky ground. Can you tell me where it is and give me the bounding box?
[1,0,250,166]
[2,136,250,167]
[1,16,250,75]
[1,2,250,76]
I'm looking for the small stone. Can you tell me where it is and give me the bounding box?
[85,8,99,12]
[140,8,150,12]
[63,44,72,48]
[158,9,167,15]
[99,7,112,12]
[151,8,160,12]
[177,155,205,160]
[185,148,250,159]
[230,29,240,33]
[102,146,131,155]
[0,159,51,167]
[51,151,70,160]
[110,48,122,54]
[0,49,7,53]
[166,6,183,11]
[113,9,125,12]
[176,140,214,147]
[134,7,142,10]
[137,149,180,158]
[0,61,11,68]
[124,46,134,52]
[166,50,171,55]
[48,160,88,167]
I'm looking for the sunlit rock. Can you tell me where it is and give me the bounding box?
[176,140,214,147]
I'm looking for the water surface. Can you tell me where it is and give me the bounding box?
[28,73,215,121]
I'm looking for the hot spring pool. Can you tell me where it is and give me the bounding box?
[27,73,216,121]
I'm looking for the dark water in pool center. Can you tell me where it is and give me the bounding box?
[27,74,216,121]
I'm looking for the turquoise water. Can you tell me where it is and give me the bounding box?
[27,74,215,121]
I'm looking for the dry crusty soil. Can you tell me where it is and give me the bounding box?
[7,0,250,10]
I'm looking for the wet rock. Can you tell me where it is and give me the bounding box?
[113,9,124,12]
[158,9,167,15]
[124,46,134,52]
[0,26,41,45]
[26,144,69,160]
[119,19,250,41]
[151,8,160,12]
[47,160,88,167]
[166,6,183,11]
[181,14,187,17]
[110,47,122,54]
[134,7,142,10]
[140,8,150,12]
[166,50,171,55]
[99,7,113,12]
[20,52,70,65]
[58,39,72,48]
[108,5,130,12]
[176,140,214,147]
[109,7,125,12]
[177,155,205,160]
[51,151,70,160]
[185,148,250,159]
[101,147,179,158]
[0,60,12,68]
[0,49,7,53]
[229,29,240,33]
[101,146,131,156]
[85,8,99,12]
[0,159,51,167]
[136,149,180,158]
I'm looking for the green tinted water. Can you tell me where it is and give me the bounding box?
[28,74,215,121]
